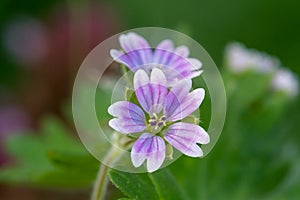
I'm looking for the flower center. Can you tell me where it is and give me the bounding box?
[148,113,167,130]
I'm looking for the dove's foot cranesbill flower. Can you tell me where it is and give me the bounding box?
[110,32,202,86]
[108,68,209,172]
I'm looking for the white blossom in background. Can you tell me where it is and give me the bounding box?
[225,42,280,73]
[271,69,299,98]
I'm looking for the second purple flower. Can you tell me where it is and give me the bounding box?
[110,32,203,86]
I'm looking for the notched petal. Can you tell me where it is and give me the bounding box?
[108,101,146,134]
[134,69,150,91]
[187,58,202,70]
[131,133,166,172]
[175,45,190,57]
[150,68,167,87]
[156,39,174,51]
[164,122,209,157]
[146,136,166,172]
[166,88,205,121]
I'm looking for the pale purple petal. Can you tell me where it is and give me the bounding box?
[150,68,167,87]
[110,49,141,71]
[108,119,144,134]
[134,69,150,91]
[154,51,188,83]
[164,122,209,157]
[146,136,166,172]
[187,58,202,70]
[153,40,175,65]
[168,57,202,78]
[155,51,179,68]
[163,79,191,119]
[131,133,166,172]
[111,49,153,72]
[163,91,181,121]
[165,88,205,121]
[154,47,202,83]
[131,133,151,167]
[163,67,201,85]
[155,40,174,51]
[183,144,203,157]
[119,32,151,52]
[134,69,168,114]
[160,67,186,86]
[188,70,203,80]
[165,122,210,144]
[175,45,189,57]
[112,33,203,85]
[163,68,202,86]
[108,101,146,134]
[110,49,122,60]
[135,83,168,114]
[120,32,152,64]
[112,33,153,71]
[110,49,133,68]
[168,79,192,102]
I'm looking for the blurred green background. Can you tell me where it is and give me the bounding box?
[0,0,299,199]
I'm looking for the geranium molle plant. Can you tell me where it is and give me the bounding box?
[110,32,202,86]
[108,68,209,172]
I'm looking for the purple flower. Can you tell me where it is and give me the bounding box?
[108,68,209,172]
[110,32,202,86]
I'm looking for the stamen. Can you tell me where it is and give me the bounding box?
[158,122,164,127]
[148,114,167,129]
[160,116,167,121]
[150,121,157,126]
[149,118,156,123]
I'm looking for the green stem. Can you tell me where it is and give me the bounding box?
[91,133,134,200]
[91,65,134,200]
[121,64,132,88]
[91,144,122,200]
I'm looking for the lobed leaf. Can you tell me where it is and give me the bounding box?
[109,168,188,200]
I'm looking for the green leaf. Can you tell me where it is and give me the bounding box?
[109,169,159,200]
[229,71,272,111]
[0,116,99,188]
[37,169,96,188]
[109,168,188,200]
[47,150,98,172]
[118,198,136,200]
[149,169,188,200]
[95,86,114,123]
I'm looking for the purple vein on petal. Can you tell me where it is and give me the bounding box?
[108,101,146,134]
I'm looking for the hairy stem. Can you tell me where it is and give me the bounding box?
[91,145,122,200]
[91,64,134,200]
